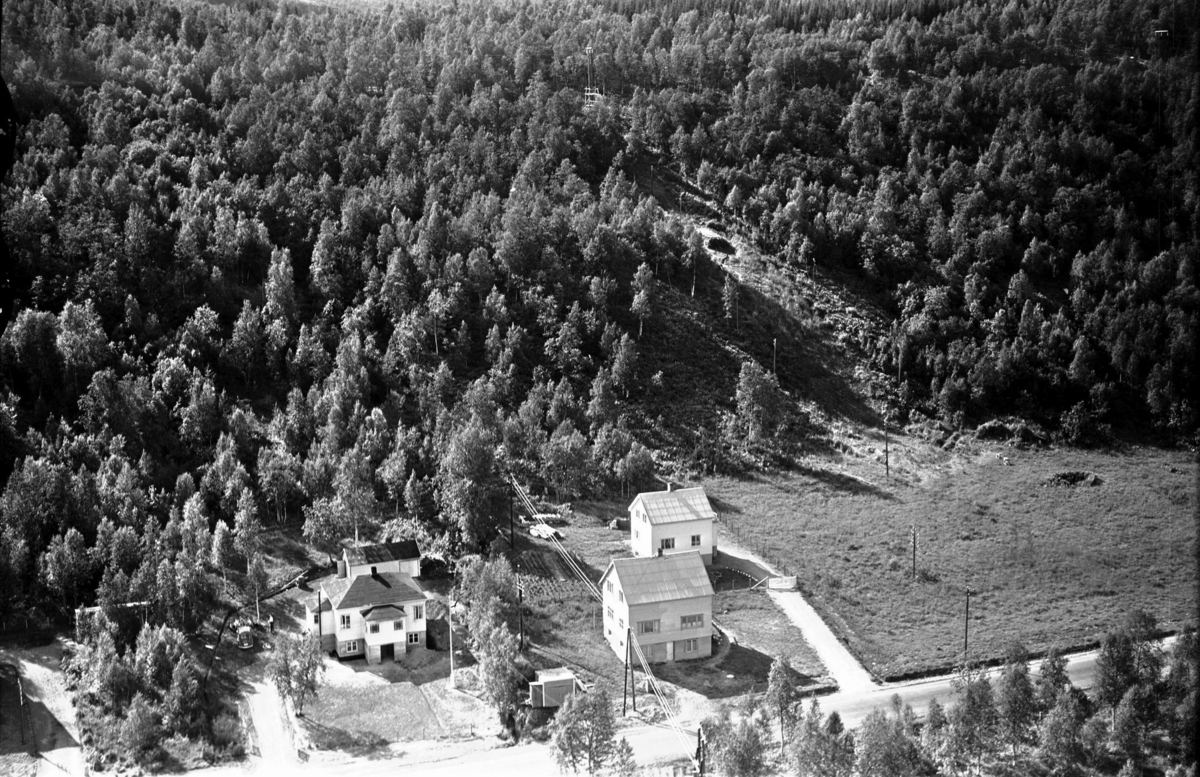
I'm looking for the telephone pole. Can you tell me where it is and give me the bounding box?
[963,587,973,658]
[910,524,917,580]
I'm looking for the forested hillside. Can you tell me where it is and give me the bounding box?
[1,0,1196,627]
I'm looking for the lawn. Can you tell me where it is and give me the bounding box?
[700,442,1197,679]
[304,681,444,750]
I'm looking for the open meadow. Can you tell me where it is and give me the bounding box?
[701,441,1196,680]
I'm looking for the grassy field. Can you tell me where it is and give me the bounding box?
[698,441,1196,679]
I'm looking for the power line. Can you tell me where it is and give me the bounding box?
[508,473,695,766]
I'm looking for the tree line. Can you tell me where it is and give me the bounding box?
[1,0,1196,630]
[704,614,1196,776]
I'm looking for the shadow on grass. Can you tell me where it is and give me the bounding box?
[300,717,388,755]
[650,641,820,701]
[793,464,897,500]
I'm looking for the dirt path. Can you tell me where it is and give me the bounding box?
[717,543,877,693]
[245,679,296,770]
[0,641,86,777]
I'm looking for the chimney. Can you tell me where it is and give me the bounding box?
[666,482,674,492]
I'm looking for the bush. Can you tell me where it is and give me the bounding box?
[119,693,163,763]
[209,712,242,750]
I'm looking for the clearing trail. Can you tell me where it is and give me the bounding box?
[0,640,86,777]
[245,678,296,770]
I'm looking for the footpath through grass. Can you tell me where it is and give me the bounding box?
[703,442,1196,680]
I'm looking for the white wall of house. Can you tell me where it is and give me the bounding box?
[364,618,407,646]
[346,558,421,579]
[630,514,713,564]
[602,578,712,662]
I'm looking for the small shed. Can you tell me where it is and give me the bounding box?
[528,667,583,709]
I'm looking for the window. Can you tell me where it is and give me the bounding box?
[312,613,319,625]
[339,615,350,630]
[684,638,698,653]
[345,640,359,653]
[637,620,660,635]
[369,623,380,634]
[618,591,624,603]
[660,538,675,550]
[412,605,423,620]
[606,607,613,621]
[691,534,701,547]
[407,632,421,645]
[681,614,704,630]
[618,618,624,630]
[634,530,639,539]
[607,581,613,594]
[393,620,403,631]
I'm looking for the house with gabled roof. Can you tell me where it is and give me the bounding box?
[600,551,714,663]
[342,540,421,579]
[305,570,428,664]
[628,485,717,565]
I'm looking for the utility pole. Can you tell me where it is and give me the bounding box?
[517,581,525,651]
[630,631,636,712]
[963,587,973,658]
[623,632,629,714]
[509,494,514,549]
[448,596,455,686]
[910,524,917,580]
[884,409,889,481]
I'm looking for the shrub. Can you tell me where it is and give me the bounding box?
[210,712,242,750]
[119,693,163,763]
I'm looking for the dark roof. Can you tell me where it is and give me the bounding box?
[628,487,716,526]
[345,541,421,567]
[362,604,407,622]
[307,577,352,613]
[602,552,713,605]
[324,572,425,610]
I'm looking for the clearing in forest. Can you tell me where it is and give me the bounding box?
[703,441,1196,680]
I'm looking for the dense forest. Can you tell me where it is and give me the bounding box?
[1,0,1197,636]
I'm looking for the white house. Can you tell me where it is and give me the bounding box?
[600,551,714,663]
[628,486,716,565]
[306,570,428,664]
[342,540,421,579]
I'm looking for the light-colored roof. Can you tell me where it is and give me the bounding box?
[628,487,716,525]
[534,667,577,683]
[602,552,713,605]
[345,541,421,567]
